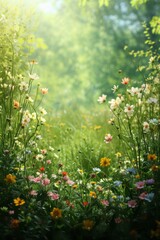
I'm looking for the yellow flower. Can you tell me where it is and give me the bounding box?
[13,197,25,206]
[72,184,78,189]
[89,191,97,198]
[115,152,122,158]
[148,154,157,160]
[4,174,16,183]
[135,174,140,179]
[100,157,111,167]
[94,125,102,130]
[82,219,94,231]
[151,165,159,171]
[50,208,62,219]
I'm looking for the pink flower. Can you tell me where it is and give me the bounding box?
[48,192,59,200]
[135,181,145,189]
[29,190,38,196]
[46,160,51,164]
[41,178,50,186]
[139,192,148,200]
[8,210,14,215]
[115,217,123,223]
[32,177,42,183]
[66,179,75,186]
[63,175,69,181]
[128,200,137,208]
[104,134,113,144]
[101,200,109,206]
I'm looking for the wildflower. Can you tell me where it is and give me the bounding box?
[36,154,44,161]
[145,179,155,185]
[66,179,75,186]
[46,159,51,164]
[62,171,68,176]
[112,85,119,93]
[104,133,113,143]
[151,165,159,171]
[145,192,154,202]
[48,192,59,200]
[127,87,141,97]
[41,88,48,94]
[82,219,94,231]
[50,208,62,219]
[29,190,38,196]
[109,97,123,110]
[148,154,157,160]
[143,122,150,132]
[13,197,25,206]
[115,152,122,158]
[147,97,158,104]
[101,200,109,206]
[29,73,39,80]
[94,125,102,130]
[19,82,29,91]
[139,192,148,200]
[39,167,45,172]
[93,167,101,173]
[100,157,111,167]
[83,201,89,207]
[121,77,130,85]
[13,100,20,109]
[135,181,145,189]
[41,149,47,155]
[124,104,134,117]
[10,219,20,228]
[39,107,47,115]
[97,94,107,103]
[8,210,14,215]
[41,178,50,186]
[4,174,16,183]
[89,191,97,198]
[29,60,38,64]
[77,169,84,175]
[108,118,115,125]
[127,199,137,208]
[72,184,78,189]
[126,168,136,175]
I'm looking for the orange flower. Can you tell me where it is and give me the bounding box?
[121,77,130,85]
[151,165,159,171]
[10,219,20,228]
[100,157,111,167]
[4,174,16,183]
[13,100,20,109]
[148,154,157,161]
[50,208,62,219]
[41,88,48,94]
[89,191,97,198]
[13,197,25,206]
[82,219,94,230]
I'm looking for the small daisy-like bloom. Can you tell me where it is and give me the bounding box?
[89,191,97,198]
[19,81,29,91]
[8,210,14,215]
[112,85,119,93]
[143,122,150,132]
[148,154,157,161]
[41,149,47,155]
[50,208,62,219]
[13,100,20,109]
[97,94,107,104]
[147,97,158,104]
[104,133,113,144]
[139,192,148,200]
[36,154,44,161]
[13,197,25,206]
[108,118,115,125]
[10,219,20,228]
[100,157,111,167]
[121,77,130,85]
[109,97,123,110]
[77,169,84,175]
[127,199,137,208]
[4,174,16,183]
[41,88,48,94]
[72,184,78,189]
[124,104,134,117]
[39,107,47,115]
[82,219,94,231]
[29,73,39,80]
[101,200,109,206]
[46,159,51,164]
[127,87,141,97]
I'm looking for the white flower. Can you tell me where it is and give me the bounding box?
[127,87,141,98]
[36,154,44,161]
[19,82,29,91]
[39,107,47,115]
[147,98,158,104]
[97,94,107,104]
[29,73,39,80]
[104,134,113,144]
[143,122,150,132]
[124,104,134,118]
[109,96,123,110]
[112,85,119,93]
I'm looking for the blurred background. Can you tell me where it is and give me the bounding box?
[4,0,160,113]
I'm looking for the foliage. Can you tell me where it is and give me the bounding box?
[0,1,160,240]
